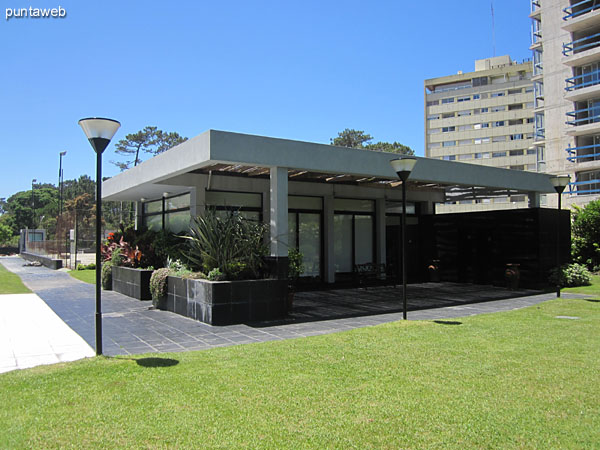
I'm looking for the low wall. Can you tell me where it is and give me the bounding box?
[112,266,153,300]
[164,277,288,325]
[20,252,63,270]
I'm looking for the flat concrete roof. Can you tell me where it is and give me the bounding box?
[103,129,556,202]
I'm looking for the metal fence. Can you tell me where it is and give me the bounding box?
[24,207,105,269]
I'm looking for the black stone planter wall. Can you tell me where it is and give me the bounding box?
[164,277,288,325]
[112,266,153,300]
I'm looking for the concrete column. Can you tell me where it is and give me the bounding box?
[135,201,143,230]
[420,201,435,215]
[190,176,208,218]
[375,198,386,272]
[268,167,288,278]
[528,192,541,208]
[323,194,335,283]
[270,167,288,256]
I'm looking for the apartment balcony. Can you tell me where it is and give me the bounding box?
[568,179,600,195]
[566,143,600,162]
[566,105,600,135]
[563,0,600,32]
[565,70,600,101]
[563,32,600,56]
[534,128,546,141]
[529,0,541,19]
[563,32,600,66]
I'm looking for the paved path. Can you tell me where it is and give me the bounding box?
[0,256,579,365]
[0,293,94,374]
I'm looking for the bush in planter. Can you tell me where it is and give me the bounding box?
[150,268,170,308]
[549,263,592,288]
[207,267,225,281]
[101,263,113,290]
[182,208,268,280]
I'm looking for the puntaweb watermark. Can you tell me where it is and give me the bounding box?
[6,6,67,21]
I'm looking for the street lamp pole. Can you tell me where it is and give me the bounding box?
[550,175,570,298]
[78,118,121,356]
[31,178,37,229]
[390,157,418,320]
[59,151,67,217]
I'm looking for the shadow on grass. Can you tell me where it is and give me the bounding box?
[584,298,600,303]
[135,357,179,368]
[433,320,462,326]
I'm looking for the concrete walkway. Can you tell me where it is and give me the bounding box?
[0,256,581,367]
[0,293,94,374]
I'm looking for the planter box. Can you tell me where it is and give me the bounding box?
[164,276,288,325]
[112,266,153,300]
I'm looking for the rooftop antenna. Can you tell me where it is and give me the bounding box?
[491,0,496,57]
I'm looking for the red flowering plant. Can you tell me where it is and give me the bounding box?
[101,236,143,268]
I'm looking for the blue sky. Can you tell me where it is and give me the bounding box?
[0,0,532,200]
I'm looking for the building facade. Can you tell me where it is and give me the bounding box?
[424,56,537,212]
[531,0,600,207]
[102,130,559,287]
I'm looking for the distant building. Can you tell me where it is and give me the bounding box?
[530,0,600,207]
[425,56,537,213]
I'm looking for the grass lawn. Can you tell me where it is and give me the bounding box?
[564,274,600,297]
[68,269,95,284]
[0,262,30,294]
[0,298,598,448]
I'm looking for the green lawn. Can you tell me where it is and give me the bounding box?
[564,274,600,297]
[0,262,30,294]
[68,269,95,284]
[1,298,598,448]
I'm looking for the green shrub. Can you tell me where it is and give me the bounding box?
[101,263,113,290]
[182,209,268,280]
[150,268,171,308]
[207,268,225,281]
[288,248,304,282]
[77,263,96,271]
[549,263,592,288]
[0,223,12,246]
[571,200,600,270]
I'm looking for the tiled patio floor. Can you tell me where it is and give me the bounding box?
[1,256,564,358]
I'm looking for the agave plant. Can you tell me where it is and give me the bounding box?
[182,208,268,280]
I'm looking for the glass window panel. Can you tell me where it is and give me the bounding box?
[165,211,190,233]
[206,191,262,208]
[385,202,416,215]
[288,213,297,248]
[143,214,162,232]
[165,193,190,211]
[143,200,162,214]
[289,196,322,210]
[215,210,260,222]
[241,211,260,221]
[299,213,321,277]
[333,198,374,212]
[354,215,373,265]
[334,215,353,272]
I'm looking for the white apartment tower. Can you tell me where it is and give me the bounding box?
[424,56,536,212]
[531,0,600,207]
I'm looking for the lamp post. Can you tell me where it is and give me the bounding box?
[550,174,570,298]
[58,151,67,217]
[31,178,37,229]
[390,157,418,320]
[78,117,121,356]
